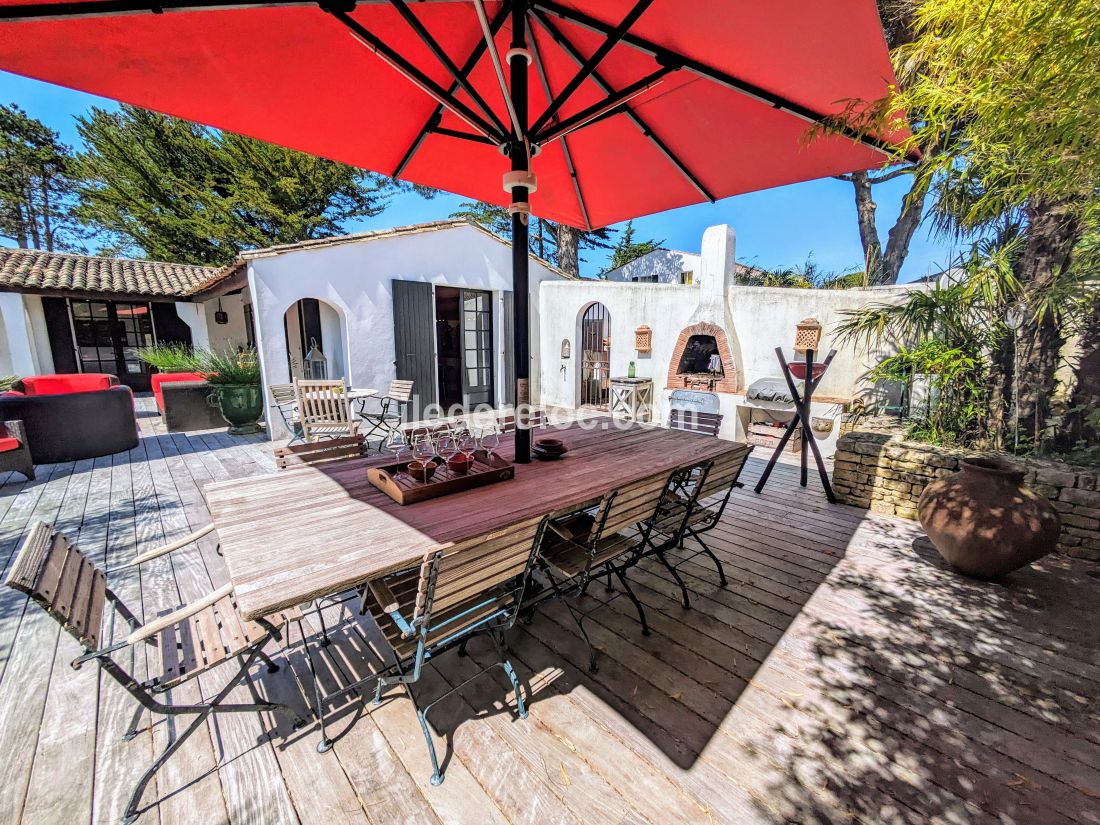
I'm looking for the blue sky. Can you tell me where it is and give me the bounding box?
[3,70,961,282]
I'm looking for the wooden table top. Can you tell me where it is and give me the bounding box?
[206,422,747,620]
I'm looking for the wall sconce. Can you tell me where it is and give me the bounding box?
[794,317,823,353]
[560,339,571,359]
[214,298,229,325]
[634,324,652,353]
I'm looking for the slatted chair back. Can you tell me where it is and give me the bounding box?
[274,434,368,468]
[697,444,754,501]
[498,408,546,433]
[295,379,355,442]
[596,471,679,539]
[414,515,547,627]
[5,521,107,652]
[269,382,297,407]
[387,379,415,404]
[668,409,723,437]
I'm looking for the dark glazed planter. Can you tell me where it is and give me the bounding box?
[917,456,1060,579]
[208,384,263,435]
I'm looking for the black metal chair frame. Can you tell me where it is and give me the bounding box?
[527,466,701,673]
[647,451,754,609]
[0,419,34,481]
[358,384,413,447]
[5,523,293,825]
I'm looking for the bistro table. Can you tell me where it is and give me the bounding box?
[206,422,744,621]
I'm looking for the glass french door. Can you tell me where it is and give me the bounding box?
[69,299,157,390]
[460,289,493,407]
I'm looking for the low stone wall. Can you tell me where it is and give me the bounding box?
[833,429,1100,561]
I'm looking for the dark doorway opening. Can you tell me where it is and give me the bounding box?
[580,302,610,407]
[68,299,157,391]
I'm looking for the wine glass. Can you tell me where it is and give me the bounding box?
[480,426,500,461]
[412,432,436,464]
[384,430,409,466]
[437,433,459,467]
[459,429,480,465]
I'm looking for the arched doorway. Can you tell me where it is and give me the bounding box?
[579,302,610,407]
[283,298,346,381]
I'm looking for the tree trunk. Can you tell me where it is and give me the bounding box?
[985,330,1015,451]
[881,172,929,285]
[1013,197,1083,450]
[556,224,580,278]
[850,171,883,283]
[1061,292,1100,450]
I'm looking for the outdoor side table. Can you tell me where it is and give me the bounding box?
[609,377,653,422]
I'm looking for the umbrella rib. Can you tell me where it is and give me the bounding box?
[531,0,915,162]
[328,7,506,144]
[387,0,509,140]
[472,0,523,144]
[532,63,675,146]
[527,16,591,231]
[532,8,714,203]
[391,0,512,178]
[528,0,654,138]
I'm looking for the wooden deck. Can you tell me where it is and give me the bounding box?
[1,397,1099,825]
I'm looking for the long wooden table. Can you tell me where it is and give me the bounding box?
[206,422,745,621]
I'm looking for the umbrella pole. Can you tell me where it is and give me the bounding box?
[510,0,531,464]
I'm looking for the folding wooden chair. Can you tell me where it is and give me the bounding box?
[668,409,723,437]
[273,433,369,468]
[295,379,359,443]
[5,522,296,825]
[269,382,303,443]
[498,407,546,432]
[345,515,548,785]
[359,379,414,446]
[647,445,755,608]
[532,469,691,672]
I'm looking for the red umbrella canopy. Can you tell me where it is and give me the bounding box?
[0,0,907,230]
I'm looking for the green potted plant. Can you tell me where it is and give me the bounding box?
[135,342,205,373]
[204,347,264,435]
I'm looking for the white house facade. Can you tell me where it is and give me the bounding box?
[242,220,568,437]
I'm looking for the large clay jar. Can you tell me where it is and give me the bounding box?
[917,456,1060,579]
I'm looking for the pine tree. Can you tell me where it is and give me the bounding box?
[607,220,662,272]
[75,105,394,265]
[0,103,84,251]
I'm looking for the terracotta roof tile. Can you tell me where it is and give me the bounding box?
[0,247,224,298]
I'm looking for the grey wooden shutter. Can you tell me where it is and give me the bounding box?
[502,290,515,407]
[392,280,437,418]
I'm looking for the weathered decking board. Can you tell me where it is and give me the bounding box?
[0,395,1097,825]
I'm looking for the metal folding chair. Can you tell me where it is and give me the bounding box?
[333,515,549,785]
[531,468,692,673]
[647,446,755,608]
[359,379,414,446]
[4,522,296,825]
[295,379,359,443]
[269,382,303,443]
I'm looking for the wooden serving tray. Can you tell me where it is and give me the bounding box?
[367,450,515,505]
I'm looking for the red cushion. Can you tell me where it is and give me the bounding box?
[151,372,208,413]
[0,436,21,452]
[21,373,117,395]
[0,390,23,397]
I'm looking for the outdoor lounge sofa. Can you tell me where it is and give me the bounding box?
[0,380,138,463]
[151,372,224,432]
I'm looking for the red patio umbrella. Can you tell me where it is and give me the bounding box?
[0,0,909,461]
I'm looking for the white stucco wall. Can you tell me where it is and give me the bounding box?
[202,289,252,353]
[539,224,919,452]
[0,293,53,376]
[248,223,563,438]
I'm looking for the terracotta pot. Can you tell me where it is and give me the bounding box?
[917,456,1060,579]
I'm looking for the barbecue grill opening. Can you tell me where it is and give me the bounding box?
[677,334,723,375]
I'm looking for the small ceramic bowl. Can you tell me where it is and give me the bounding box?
[447,454,473,475]
[407,460,438,482]
[787,362,827,380]
[536,438,566,454]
